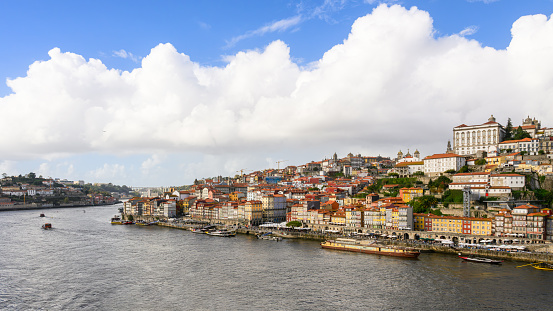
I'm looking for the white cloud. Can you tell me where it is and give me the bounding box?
[467,0,499,4]
[1,4,553,174]
[226,15,302,47]
[141,154,165,175]
[113,49,140,62]
[459,25,478,36]
[0,160,17,176]
[89,163,126,180]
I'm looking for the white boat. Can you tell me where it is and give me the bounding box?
[458,253,502,264]
[207,230,236,237]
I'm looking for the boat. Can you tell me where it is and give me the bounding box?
[39,213,45,217]
[135,221,151,226]
[42,223,52,229]
[458,253,502,264]
[110,216,123,225]
[321,238,420,258]
[530,262,553,271]
[257,232,282,241]
[207,230,236,237]
[190,225,216,234]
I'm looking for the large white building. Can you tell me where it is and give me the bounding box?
[423,153,466,176]
[453,115,505,156]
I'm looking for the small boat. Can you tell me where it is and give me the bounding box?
[321,238,420,258]
[458,253,502,265]
[42,223,52,229]
[110,216,123,225]
[207,230,236,237]
[39,213,45,217]
[136,221,151,226]
[257,232,282,241]
[123,221,134,225]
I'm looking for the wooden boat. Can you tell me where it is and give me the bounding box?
[321,238,420,258]
[458,253,502,264]
[42,223,52,229]
[39,213,45,217]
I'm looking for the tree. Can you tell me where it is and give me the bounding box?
[538,150,545,155]
[28,172,36,179]
[513,126,531,140]
[388,172,399,178]
[475,159,487,165]
[458,165,469,173]
[411,195,439,213]
[504,118,513,140]
[286,221,302,227]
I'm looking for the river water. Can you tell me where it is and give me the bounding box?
[0,203,551,310]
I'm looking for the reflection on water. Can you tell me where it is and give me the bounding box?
[0,204,551,310]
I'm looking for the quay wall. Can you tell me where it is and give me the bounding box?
[153,220,553,264]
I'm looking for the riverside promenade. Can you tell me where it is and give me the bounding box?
[153,220,553,264]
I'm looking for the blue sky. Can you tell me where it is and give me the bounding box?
[1,0,553,186]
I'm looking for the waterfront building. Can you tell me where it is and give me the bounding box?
[244,201,263,226]
[344,205,364,229]
[162,200,177,218]
[453,115,505,156]
[415,214,492,236]
[262,194,286,223]
[363,207,383,229]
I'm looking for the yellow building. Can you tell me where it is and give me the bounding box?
[244,200,263,225]
[331,209,346,226]
[414,214,426,231]
[399,187,423,203]
[430,216,463,234]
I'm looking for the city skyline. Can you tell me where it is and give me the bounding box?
[1,1,553,186]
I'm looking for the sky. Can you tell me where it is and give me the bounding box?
[1,0,553,187]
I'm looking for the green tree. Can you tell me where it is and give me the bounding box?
[458,165,469,173]
[286,221,302,227]
[538,150,545,155]
[504,118,513,140]
[475,159,487,165]
[513,126,531,140]
[411,195,439,213]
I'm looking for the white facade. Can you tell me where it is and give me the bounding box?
[498,138,540,155]
[423,154,466,176]
[453,115,505,156]
[490,174,525,189]
[162,200,177,218]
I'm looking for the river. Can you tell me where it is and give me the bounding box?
[0,203,551,310]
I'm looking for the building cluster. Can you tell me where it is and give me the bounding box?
[0,176,117,206]
[120,115,553,241]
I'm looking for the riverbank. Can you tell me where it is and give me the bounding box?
[153,220,553,264]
